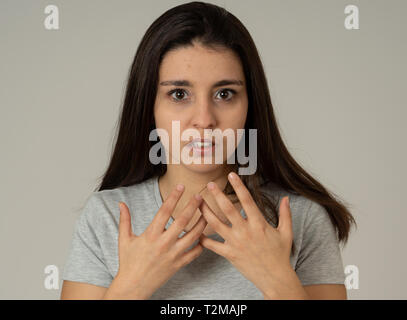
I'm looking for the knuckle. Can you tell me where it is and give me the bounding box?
[177,232,194,248]
[157,207,170,220]
[190,196,201,207]
[165,254,179,271]
[169,193,180,204]
[234,228,251,243]
[252,220,266,233]
[165,199,175,210]
[161,192,179,210]
[166,248,178,263]
[192,228,204,242]
[155,238,170,255]
[179,231,193,244]
[192,217,206,231]
[223,204,235,216]
[192,227,204,241]
[178,246,202,269]
[176,215,189,227]
[173,256,185,269]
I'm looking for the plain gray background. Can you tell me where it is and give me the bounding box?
[1,0,405,299]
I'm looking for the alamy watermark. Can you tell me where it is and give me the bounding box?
[344,5,359,30]
[44,4,360,31]
[44,264,59,290]
[148,120,258,175]
[44,263,359,290]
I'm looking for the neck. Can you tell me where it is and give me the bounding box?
[159,164,232,197]
[157,164,240,236]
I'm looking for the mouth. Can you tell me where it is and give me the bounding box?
[187,138,216,155]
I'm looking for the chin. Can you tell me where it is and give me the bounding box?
[181,161,225,174]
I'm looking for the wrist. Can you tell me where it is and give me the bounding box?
[262,265,309,300]
[103,274,150,300]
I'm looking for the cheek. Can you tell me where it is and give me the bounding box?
[153,110,187,147]
[154,104,176,130]
[220,105,247,147]
[223,105,248,129]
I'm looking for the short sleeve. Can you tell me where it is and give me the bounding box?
[61,194,113,288]
[295,200,346,286]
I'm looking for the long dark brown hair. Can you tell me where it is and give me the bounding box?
[94,1,356,255]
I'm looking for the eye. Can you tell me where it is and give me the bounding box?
[166,88,237,103]
[215,88,236,101]
[167,88,188,102]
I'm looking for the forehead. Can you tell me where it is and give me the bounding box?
[158,44,245,83]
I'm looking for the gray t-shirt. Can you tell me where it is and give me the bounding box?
[61,175,346,299]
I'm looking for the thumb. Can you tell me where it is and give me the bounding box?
[277,196,293,238]
[118,202,134,242]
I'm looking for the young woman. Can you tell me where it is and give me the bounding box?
[60,1,356,300]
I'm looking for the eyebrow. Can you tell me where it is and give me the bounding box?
[159,79,244,87]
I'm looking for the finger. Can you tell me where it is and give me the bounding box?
[118,202,133,244]
[176,243,204,269]
[277,196,293,239]
[199,234,229,259]
[207,181,245,227]
[147,184,185,237]
[164,194,203,245]
[199,199,231,240]
[174,214,207,252]
[227,172,265,226]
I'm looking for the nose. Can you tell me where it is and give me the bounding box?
[190,96,217,130]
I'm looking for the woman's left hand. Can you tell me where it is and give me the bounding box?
[199,172,309,300]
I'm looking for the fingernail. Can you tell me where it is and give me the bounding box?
[176,184,184,191]
[207,182,215,190]
[286,197,290,207]
[228,172,236,180]
[195,194,202,201]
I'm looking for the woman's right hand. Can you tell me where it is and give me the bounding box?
[104,184,207,300]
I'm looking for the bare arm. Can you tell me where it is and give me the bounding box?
[60,277,148,300]
[303,284,347,300]
[60,280,108,300]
